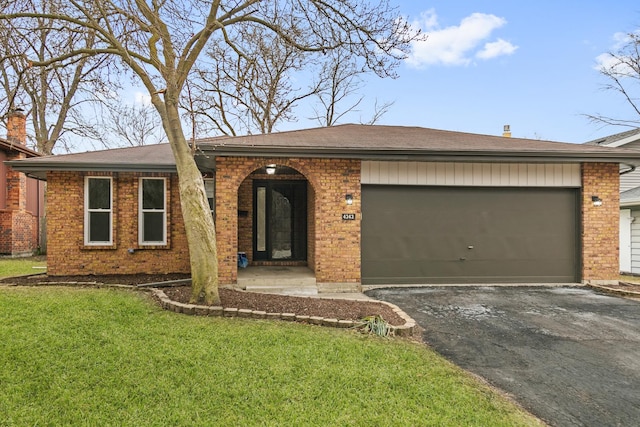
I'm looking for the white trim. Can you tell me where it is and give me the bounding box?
[84,176,113,245]
[362,161,581,187]
[138,177,167,246]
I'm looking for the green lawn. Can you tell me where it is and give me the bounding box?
[0,287,542,426]
[0,256,46,278]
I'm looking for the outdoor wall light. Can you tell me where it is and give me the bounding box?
[345,194,353,205]
[265,164,277,175]
[592,195,603,207]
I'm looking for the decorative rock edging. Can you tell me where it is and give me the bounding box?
[1,277,417,336]
[151,289,417,337]
[586,283,640,298]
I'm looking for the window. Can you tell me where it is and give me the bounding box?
[84,177,112,245]
[204,178,215,216]
[139,178,166,245]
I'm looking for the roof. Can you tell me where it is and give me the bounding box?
[7,124,640,180]
[6,143,176,179]
[0,138,41,158]
[621,186,640,207]
[585,128,640,148]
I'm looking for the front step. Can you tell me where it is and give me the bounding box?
[238,266,318,296]
[244,285,318,296]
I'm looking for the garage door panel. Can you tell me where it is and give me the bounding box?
[362,186,579,284]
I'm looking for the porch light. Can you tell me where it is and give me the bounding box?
[345,194,353,205]
[592,195,603,207]
[265,164,276,175]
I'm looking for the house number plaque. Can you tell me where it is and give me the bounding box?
[342,213,356,220]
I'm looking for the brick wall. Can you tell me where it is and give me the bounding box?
[0,109,39,255]
[47,171,190,275]
[581,162,620,283]
[215,157,361,286]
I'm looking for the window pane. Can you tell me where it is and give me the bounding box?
[257,187,266,252]
[88,179,110,209]
[143,179,164,209]
[143,212,164,242]
[89,212,110,242]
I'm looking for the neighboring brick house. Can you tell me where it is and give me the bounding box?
[8,124,640,287]
[0,109,45,256]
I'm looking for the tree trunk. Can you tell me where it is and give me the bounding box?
[162,97,220,305]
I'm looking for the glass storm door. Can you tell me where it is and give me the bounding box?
[253,181,307,261]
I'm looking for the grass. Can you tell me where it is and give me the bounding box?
[0,287,543,426]
[0,256,46,278]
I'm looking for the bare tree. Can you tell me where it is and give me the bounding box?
[588,31,640,128]
[1,0,419,304]
[186,24,323,136]
[99,101,164,147]
[310,49,394,127]
[0,0,113,154]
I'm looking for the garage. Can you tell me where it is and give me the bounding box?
[362,185,580,284]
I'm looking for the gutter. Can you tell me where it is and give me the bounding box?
[620,164,637,175]
[200,146,640,166]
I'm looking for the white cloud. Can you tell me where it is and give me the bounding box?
[477,38,518,59]
[593,31,640,74]
[406,9,517,67]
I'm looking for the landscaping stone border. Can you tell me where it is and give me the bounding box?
[151,289,417,337]
[1,277,417,336]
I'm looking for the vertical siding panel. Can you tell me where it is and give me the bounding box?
[518,164,528,186]
[362,161,580,187]
[454,163,465,185]
[378,162,389,184]
[445,163,455,184]
[361,161,370,184]
[419,162,430,185]
[398,162,408,185]
[388,161,399,184]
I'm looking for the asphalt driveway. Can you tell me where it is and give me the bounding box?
[366,286,640,427]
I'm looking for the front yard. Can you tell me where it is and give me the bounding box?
[0,255,46,278]
[0,287,542,426]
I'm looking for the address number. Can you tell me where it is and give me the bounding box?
[342,213,356,220]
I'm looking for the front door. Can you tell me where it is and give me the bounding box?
[253,180,307,261]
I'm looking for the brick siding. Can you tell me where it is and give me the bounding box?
[215,157,361,286]
[46,171,189,275]
[0,110,39,255]
[581,162,620,283]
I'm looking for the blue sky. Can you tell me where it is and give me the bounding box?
[317,0,640,143]
[122,1,640,146]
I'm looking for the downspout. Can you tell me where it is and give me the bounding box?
[620,164,636,175]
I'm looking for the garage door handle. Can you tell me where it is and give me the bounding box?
[459,257,466,261]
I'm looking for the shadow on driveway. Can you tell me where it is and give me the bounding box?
[367,286,640,427]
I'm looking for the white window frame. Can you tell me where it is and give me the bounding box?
[204,177,215,217]
[84,176,113,245]
[138,177,167,245]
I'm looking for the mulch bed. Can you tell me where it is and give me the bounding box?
[1,273,406,326]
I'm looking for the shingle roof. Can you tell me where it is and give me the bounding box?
[201,124,609,152]
[585,128,640,146]
[8,124,640,180]
[621,186,640,206]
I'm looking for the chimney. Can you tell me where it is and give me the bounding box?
[502,124,511,138]
[7,108,27,146]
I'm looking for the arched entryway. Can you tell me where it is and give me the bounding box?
[214,155,361,291]
[236,163,314,267]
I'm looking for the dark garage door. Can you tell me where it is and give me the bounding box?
[362,186,579,284]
